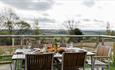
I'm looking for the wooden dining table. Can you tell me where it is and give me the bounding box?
[12,47,95,70]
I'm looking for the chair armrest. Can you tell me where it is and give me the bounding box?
[93,56,110,58]
[92,51,96,53]
[93,56,111,64]
[93,56,111,62]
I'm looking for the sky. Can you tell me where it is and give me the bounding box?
[0,0,115,30]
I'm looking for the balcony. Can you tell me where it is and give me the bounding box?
[0,35,114,70]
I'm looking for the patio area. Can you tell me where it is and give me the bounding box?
[0,35,114,70]
[0,64,114,70]
[0,64,93,70]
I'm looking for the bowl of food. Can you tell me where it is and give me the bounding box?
[57,47,65,54]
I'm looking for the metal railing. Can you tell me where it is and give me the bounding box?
[0,35,114,47]
[0,35,114,44]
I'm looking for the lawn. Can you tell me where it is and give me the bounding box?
[110,65,115,70]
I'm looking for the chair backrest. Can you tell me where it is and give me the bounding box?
[25,53,53,70]
[96,46,111,57]
[62,52,86,70]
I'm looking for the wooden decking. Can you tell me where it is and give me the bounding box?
[0,64,102,70]
[0,64,11,70]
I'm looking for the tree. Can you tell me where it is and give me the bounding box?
[30,18,41,47]
[69,28,83,42]
[106,22,111,35]
[63,19,83,43]
[111,31,115,36]
[70,28,83,35]
[0,8,31,35]
[0,8,19,34]
[15,21,31,35]
[32,18,40,35]
[0,8,31,46]
[64,20,77,34]
[0,31,12,45]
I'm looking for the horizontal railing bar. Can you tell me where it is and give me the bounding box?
[0,35,114,38]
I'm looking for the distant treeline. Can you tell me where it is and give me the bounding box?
[0,29,108,35]
[0,29,68,35]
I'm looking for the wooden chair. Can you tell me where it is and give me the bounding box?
[87,46,112,70]
[62,52,86,70]
[25,53,53,70]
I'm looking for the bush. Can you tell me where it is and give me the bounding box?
[0,31,12,45]
[68,28,83,43]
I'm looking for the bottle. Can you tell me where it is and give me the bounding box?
[69,42,73,48]
[44,44,48,52]
[28,43,31,49]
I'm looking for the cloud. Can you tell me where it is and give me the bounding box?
[1,0,115,30]
[0,0,55,11]
[82,0,96,7]
[39,18,55,23]
[22,16,55,23]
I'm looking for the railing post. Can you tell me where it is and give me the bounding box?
[96,36,100,46]
[20,37,23,49]
[101,37,105,45]
[12,38,15,47]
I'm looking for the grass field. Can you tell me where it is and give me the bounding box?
[110,65,115,70]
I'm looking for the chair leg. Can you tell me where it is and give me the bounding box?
[96,67,99,70]
[83,65,85,70]
[94,66,100,70]
[108,65,110,70]
[102,67,104,70]
[9,64,12,70]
